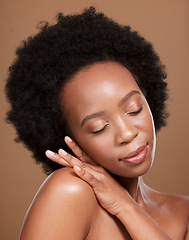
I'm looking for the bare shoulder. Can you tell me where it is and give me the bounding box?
[165,193,189,209]
[146,184,189,212]
[146,184,189,222]
[145,185,189,238]
[42,167,97,199]
[20,167,98,240]
[162,192,189,219]
[152,188,189,211]
[33,167,98,212]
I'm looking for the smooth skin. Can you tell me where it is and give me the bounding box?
[20,61,189,240]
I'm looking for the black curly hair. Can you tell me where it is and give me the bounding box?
[5,6,168,174]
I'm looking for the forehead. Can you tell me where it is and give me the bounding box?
[60,61,140,117]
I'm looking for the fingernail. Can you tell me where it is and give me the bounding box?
[74,165,81,171]
[59,149,67,155]
[46,150,54,156]
[66,136,72,142]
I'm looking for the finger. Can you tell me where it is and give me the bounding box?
[73,165,101,189]
[58,149,104,190]
[58,148,101,173]
[64,136,96,164]
[45,150,70,167]
[58,148,86,168]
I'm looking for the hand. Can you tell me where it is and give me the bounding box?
[46,136,96,167]
[46,138,171,240]
[45,136,129,216]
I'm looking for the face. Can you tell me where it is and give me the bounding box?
[60,61,156,178]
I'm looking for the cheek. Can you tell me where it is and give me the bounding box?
[142,110,156,156]
[142,115,154,135]
[85,138,111,159]
[140,104,155,137]
[147,112,156,138]
[75,134,114,166]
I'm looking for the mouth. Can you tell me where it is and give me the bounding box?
[119,144,148,165]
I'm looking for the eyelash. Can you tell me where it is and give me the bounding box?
[92,123,109,134]
[127,106,143,116]
[91,107,143,134]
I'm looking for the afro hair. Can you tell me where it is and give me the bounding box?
[5,6,168,174]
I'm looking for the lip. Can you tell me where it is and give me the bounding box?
[120,145,148,165]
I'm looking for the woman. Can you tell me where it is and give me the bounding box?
[5,7,189,239]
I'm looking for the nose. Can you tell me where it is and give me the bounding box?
[114,115,138,145]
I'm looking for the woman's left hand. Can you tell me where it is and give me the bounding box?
[45,136,130,216]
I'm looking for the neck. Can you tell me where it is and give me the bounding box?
[114,175,146,204]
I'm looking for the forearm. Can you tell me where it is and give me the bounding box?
[116,195,171,240]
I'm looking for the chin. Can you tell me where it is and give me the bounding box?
[113,157,153,179]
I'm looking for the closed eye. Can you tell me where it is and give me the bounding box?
[127,107,143,116]
[92,123,109,134]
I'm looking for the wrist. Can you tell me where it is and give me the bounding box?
[115,193,136,219]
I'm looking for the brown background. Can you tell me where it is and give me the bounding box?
[0,0,188,239]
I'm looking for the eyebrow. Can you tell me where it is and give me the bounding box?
[81,90,141,127]
[81,111,105,127]
[118,90,141,106]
